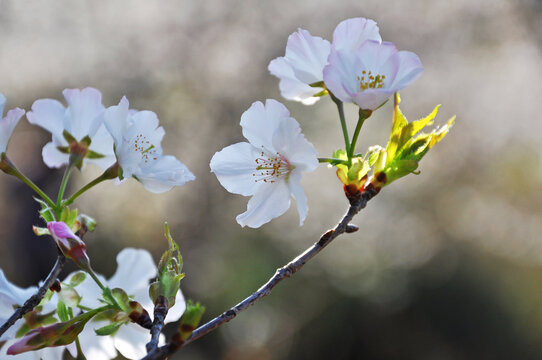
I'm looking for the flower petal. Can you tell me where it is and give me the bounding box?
[332,17,381,51]
[26,98,66,140]
[74,321,117,360]
[351,88,395,111]
[135,155,195,193]
[41,141,70,168]
[284,28,331,84]
[210,142,263,196]
[268,57,322,105]
[271,117,318,172]
[63,87,105,139]
[288,171,309,226]
[236,181,291,228]
[0,107,24,154]
[241,99,290,152]
[104,96,130,145]
[323,49,361,102]
[113,323,151,360]
[108,248,157,296]
[164,290,186,324]
[388,51,424,90]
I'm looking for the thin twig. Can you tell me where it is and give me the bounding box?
[0,251,66,337]
[146,296,169,353]
[142,185,379,360]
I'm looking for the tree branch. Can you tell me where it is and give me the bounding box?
[146,296,169,353]
[0,250,66,337]
[141,185,379,360]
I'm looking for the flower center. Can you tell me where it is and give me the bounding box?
[133,134,159,163]
[253,148,294,183]
[357,70,385,90]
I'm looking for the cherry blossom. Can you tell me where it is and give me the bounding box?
[104,96,195,193]
[26,88,115,169]
[210,99,318,228]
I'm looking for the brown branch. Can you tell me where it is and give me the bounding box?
[0,250,66,337]
[142,185,379,360]
[146,296,169,353]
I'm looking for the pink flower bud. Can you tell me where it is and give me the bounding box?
[47,221,91,271]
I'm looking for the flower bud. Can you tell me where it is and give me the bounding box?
[47,221,91,272]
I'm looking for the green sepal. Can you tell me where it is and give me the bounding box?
[110,288,131,313]
[60,207,78,229]
[77,214,96,233]
[34,197,55,223]
[57,301,69,322]
[94,323,121,336]
[62,130,77,144]
[80,136,92,147]
[86,150,105,159]
[332,149,370,188]
[69,272,87,287]
[55,146,70,154]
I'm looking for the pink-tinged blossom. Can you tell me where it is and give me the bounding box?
[104,97,195,193]
[47,221,90,271]
[210,99,319,228]
[268,18,381,105]
[323,40,423,110]
[0,93,25,155]
[26,88,115,169]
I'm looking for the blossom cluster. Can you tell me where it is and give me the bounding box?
[0,16,452,360]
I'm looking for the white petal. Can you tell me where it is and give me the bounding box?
[210,142,263,196]
[271,117,318,172]
[388,51,424,90]
[284,28,331,84]
[288,171,309,226]
[268,57,322,105]
[323,49,361,103]
[108,248,157,295]
[113,323,150,359]
[41,141,70,168]
[240,99,289,152]
[135,155,195,193]
[352,88,394,111]
[236,181,291,228]
[357,40,398,72]
[85,125,116,170]
[332,17,381,51]
[0,108,24,153]
[26,98,66,139]
[130,111,165,149]
[104,96,130,145]
[63,87,105,139]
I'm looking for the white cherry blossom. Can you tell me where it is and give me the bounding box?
[323,40,423,110]
[268,18,381,105]
[210,99,318,228]
[104,96,195,193]
[26,87,115,169]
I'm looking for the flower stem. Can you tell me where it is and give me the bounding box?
[87,268,122,310]
[63,162,119,207]
[347,108,372,162]
[330,94,350,161]
[56,163,76,211]
[318,157,349,165]
[0,156,56,208]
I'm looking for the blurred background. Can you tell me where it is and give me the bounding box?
[1,0,542,359]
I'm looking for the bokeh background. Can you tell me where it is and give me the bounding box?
[1,0,542,359]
